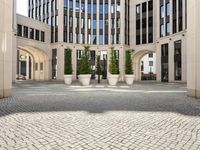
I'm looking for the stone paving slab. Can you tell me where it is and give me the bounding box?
[0,81,200,150]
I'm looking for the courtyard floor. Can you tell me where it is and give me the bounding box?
[0,81,200,150]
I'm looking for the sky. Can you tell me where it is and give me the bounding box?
[17,0,28,16]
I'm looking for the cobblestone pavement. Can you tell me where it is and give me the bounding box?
[0,81,200,150]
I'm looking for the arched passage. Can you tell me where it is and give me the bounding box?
[17,46,50,81]
[133,50,156,81]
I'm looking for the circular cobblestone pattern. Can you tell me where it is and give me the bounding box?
[0,81,200,150]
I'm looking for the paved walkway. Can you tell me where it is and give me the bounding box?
[0,81,200,150]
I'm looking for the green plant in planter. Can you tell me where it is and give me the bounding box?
[64,48,73,74]
[109,47,119,74]
[79,46,90,74]
[125,49,133,74]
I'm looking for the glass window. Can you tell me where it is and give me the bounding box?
[69,0,73,8]
[174,40,182,80]
[64,0,67,8]
[88,3,91,13]
[105,3,108,14]
[76,0,79,11]
[160,25,165,37]
[93,3,97,14]
[160,6,164,18]
[81,1,85,13]
[111,4,115,13]
[23,26,29,38]
[99,20,103,29]
[166,23,170,35]
[149,53,153,58]
[93,20,97,29]
[41,31,45,42]
[136,5,140,14]
[35,30,40,40]
[99,35,103,45]
[17,24,22,36]
[29,28,34,39]
[166,2,170,17]
[99,4,103,14]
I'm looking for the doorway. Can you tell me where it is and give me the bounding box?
[161,44,169,82]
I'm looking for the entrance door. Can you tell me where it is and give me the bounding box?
[20,61,27,76]
[161,44,169,82]
[100,51,107,79]
[90,51,96,79]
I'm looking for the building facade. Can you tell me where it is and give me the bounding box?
[14,0,188,83]
[26,0,131,81]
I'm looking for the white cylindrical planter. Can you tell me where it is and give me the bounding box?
[108,75,119,86]
[125,75,135,85]
[64,75,73,85]
[79,74,91,86]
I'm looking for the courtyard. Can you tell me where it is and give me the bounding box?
[0,81,200,150]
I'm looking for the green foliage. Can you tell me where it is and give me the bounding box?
[109,47,119,74]
[125,49,133,74]
[64,48,73,74]
[79,46,90,74]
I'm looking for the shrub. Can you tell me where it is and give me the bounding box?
[125,49,133,74]
[109,47,119,74]
[64,48,73,74]
[79,46,90,74]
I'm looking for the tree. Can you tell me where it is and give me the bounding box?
[64,48,73,74]
[79,46,90,74]
[109,47,119,74]
[125,49,133,74]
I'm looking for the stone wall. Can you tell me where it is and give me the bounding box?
[0,0,13,98]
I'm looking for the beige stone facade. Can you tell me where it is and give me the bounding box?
[0,0,14,98]
[1,0,200,98]
[14,0,188,83]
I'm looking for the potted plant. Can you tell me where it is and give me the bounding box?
[108,47,119,85]
[64,48,73,85]
[79,46,91,85]
[125,49,134,85]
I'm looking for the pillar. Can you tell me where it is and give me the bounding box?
[187,0,200,98]
[0,0,13,98]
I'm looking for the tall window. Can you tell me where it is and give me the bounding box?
[41,31,45,42]
[174,40,182,80]
[160,0,165,37]
[29,28,34,39]
[136,4,141,45]
[173,0,177,33]
[178,0,183,31]
[148,0,153,43]
[35,30,40,40]
[17,24,22,37]
[166,0,170,36]
[142,2,147,44]
[23,26,29,38]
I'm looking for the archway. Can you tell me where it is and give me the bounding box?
[133,50,156,81]
[16,46,50,81]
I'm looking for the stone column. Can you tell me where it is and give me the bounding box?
[56,47,64,80]
[156,43,162,82]
[187,0,200,98]
[12,0,17,83]
[168,41,174,82]
[0,0,13,98]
